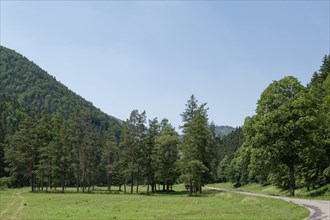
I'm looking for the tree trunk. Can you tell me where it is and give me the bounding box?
[147,184,150,193]
[50,171,53,189]
[289,164,295,197]
[107,174,110,191]
[109,175,112,193]
[189,181,193,196]
[61,172,66,193]
[41,172,44,191]
[131,173,134,194]
[31,173,35,192]
[61,177,65,193]
[136,167,139,194]
[77,174,80,192]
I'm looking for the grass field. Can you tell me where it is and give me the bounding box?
[0,185,309,220]
[207,183,330,200]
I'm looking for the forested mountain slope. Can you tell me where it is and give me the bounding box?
[0,45,121,181]
[0,45,119,128]
[214,126,235,138]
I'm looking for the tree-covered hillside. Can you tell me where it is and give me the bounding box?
[214,126,235,138]
[0,45,122,182]
[1,45,328,197]
[0,45,119,127]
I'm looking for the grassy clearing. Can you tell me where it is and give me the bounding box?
[207,183,330,200]
[0,185,309,220]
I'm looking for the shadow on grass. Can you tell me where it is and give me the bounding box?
[31,187,221,198]
[304,185,329,197]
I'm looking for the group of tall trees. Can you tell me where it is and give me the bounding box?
[1,95,221,194]
[1,45,329,196]
[220,55,330,196]
[105,110,181,194]
[0,45,225,194]
[2,107,120,192]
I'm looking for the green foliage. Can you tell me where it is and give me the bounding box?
[218,127,244,162]
[0,46,118,128]
[155,122,180,192]
[227,55,330,196]
[2,44,328,200]
[0,177,11,189]
[0,45,121,187]
[217,156,230,182]
[180,96,218,194]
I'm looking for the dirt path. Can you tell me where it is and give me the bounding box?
[0,190,25,220]
[206,186,330,220]
[0,191,16,218]
[12,191,25,220]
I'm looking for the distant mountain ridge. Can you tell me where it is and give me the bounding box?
[214,125,236,138]
[0,45,120,129]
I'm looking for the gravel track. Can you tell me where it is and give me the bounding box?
[206,186,330,220]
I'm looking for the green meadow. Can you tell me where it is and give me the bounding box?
[1,186,309,220]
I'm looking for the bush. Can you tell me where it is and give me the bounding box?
[0,177,12,189]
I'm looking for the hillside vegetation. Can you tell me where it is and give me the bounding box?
[214,125,235,138]
[1,45,329,200]
[0,46,121,188]
[218,55,330,197]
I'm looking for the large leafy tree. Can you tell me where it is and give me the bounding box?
[247,76,319,196]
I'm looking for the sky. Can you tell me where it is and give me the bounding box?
[1,1,329,131]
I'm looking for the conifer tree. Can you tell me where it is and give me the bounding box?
[155,121,180,192]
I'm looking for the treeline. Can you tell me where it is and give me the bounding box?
[0,45,120,188]
[1,46,227,195]
[1,101,121,192]
[2,95,223,195]
[218,55,330,196]
[2,45,328,197]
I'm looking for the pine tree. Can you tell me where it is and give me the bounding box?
[120,110,147,194]
[5,117,39,191]
[145,118,160,193]
[101,123,119,192]
[180,95,214,195]
[155,121,180,192]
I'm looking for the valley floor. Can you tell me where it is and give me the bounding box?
[0,185,309,220]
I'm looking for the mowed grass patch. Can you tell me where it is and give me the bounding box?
[1,186,308,220]
[208,183,330,200]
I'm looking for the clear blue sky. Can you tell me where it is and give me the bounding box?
[1,1,329,130]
